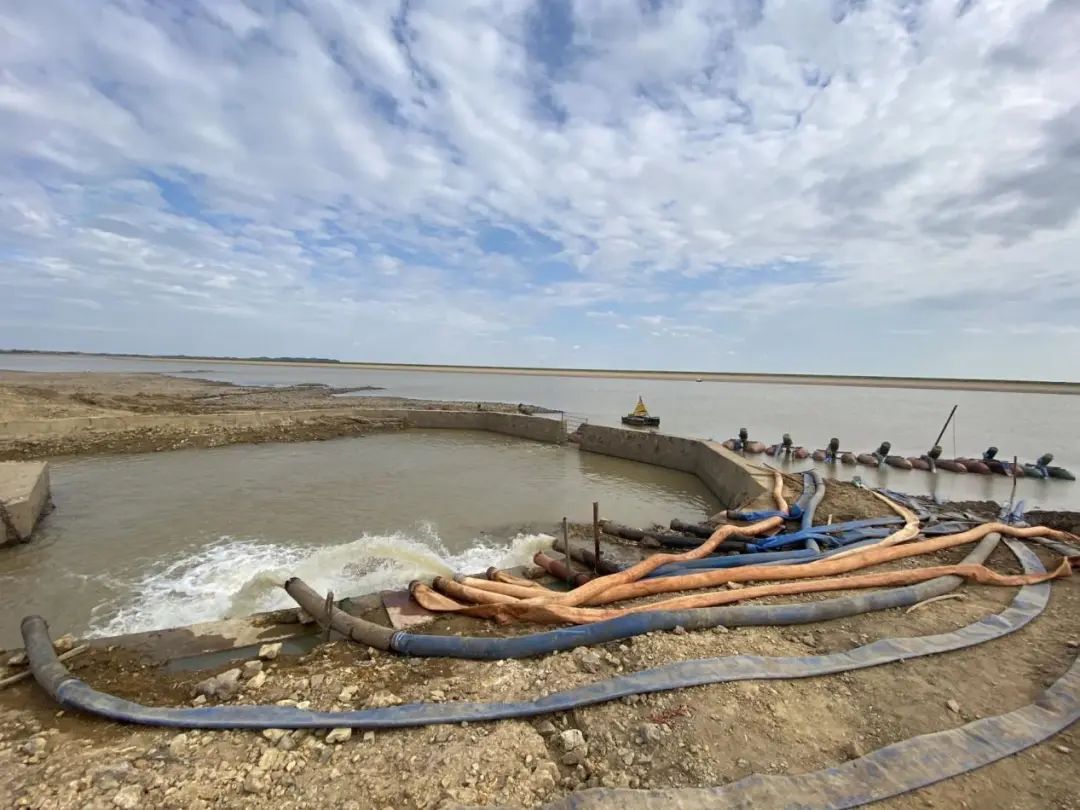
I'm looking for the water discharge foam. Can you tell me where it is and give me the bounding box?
[89,529,554,639]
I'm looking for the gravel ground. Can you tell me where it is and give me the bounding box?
[1,539,1078,810]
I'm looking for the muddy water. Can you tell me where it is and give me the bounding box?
[4,352,1078,510]
[0,431,716,648]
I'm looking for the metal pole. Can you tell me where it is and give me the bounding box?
[324,590,334,642]
[930,405,958,452]
[592,501,601,575]
[1008,455,1019,521]
[563,517,571,586]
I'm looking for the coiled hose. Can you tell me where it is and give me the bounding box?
[18,538,1051,730]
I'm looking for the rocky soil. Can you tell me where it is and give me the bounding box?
[0,372,548,460]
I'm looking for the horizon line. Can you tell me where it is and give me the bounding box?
[3,349,1078,394]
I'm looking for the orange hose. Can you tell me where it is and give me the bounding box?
[580,522,1074,606]
[515,517,784,608]
[826,489,920,559]
[443,556,1075,625]
[772,469,788,514]
[431,576,519,605]
[410,582,468,612]
[486,568,547,589]
[455,576,548,599]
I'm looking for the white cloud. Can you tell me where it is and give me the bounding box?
[0,0,1078,376]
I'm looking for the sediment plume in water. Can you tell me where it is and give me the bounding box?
[88,528,554,638]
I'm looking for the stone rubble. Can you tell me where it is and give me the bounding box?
[258,643,283,661]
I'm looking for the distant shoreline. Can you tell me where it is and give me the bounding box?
[2,350,1078,395]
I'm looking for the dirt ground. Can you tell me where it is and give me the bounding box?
[1,536,1078,809]
[0,372,547,460]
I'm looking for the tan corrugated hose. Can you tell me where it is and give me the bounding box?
[438,557,1074,625]
[409,522,1077,624]
[552,522,1075,607]
[772,468,788,514]
[826,489,920,559]
[524,516,785,608]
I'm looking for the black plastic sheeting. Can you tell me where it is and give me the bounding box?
[22,540,1050,733]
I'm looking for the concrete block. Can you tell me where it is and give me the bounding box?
[0,461,51,546]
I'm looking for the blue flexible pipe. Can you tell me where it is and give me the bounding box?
[794,471,815,520]
[646,537,885,578]
[746,517,903,552]
[800,470,825,532]
[646,547,819,575]
[728,470,823,527]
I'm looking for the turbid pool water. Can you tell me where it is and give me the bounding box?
[0,430,717,647]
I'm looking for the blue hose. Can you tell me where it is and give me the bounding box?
[19,538,1043,730]
[824,527,892,546]
[724,471,824,553]
[646,547,819,575]
[746,516,903,552]
[1001,499,1026,525]
[646,537,885,578]
[800,470,825,532]
[794,471,815,520]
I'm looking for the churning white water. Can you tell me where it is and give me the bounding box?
[88,529,554,639]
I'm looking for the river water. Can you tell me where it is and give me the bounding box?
[4,352,1078,509]
[0,430,716,648]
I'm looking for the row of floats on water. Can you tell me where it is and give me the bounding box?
[720,429,1075,480]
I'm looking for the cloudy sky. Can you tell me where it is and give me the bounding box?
[2,1,1079,379]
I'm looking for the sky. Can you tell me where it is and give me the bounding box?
[1,0,1079,379]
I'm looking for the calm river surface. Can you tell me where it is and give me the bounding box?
[5,353,1078,511]
[0,430,716,647]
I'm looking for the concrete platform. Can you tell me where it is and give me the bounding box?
[0,461,50,546]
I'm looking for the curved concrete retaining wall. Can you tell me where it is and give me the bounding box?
[371,409,566,443]
[576,424,769,509]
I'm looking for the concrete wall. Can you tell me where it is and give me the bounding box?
[697,440,773,510]
[576,424,768,508]
[0,461,50,546]
[307,408,566,443]
[0,408,566,445]
[476,412,567,443]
